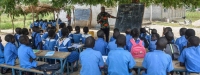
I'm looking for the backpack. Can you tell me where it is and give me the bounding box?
[35,63,60,75]
[31,33,38,49]
[130,39,146,58]
[164,44,180,60]
[139,34,149,48]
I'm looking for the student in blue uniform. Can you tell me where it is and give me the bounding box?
[0,36,4,64]
[43,29,57,51]
[142,37,174,75]
[175,28,187,53]
[18,35,37,69]
[140,28,150,48]
[82,27,91,44]
[55,27,79,65]
[179,36,200,74]
[94,30,108,55]
[57,23,66,37]
[21,28,29,36]
[67,26,73,39]
[14,28,22,48]
[109,28,119,42]
[41,20,47,31]
[52,20,56,27]
[42,27,59,41]
[125,28,132,44]
[126,28,144,52]
[32,26,42,49]
[80,36,104,75]
[107,31,120,52]
[148,33,159,52]
[72,26,82,43]
[107,34,136,75]
[4,34,18,66]
[183,29,196,49]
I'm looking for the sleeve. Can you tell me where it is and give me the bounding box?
[98,52,104,67]
[11,45,18,56]
[128,54,136,69]
[178,49,186,63]
[0,49,4,57]
[97,13,101,22]
[28,48,37,59]
[167,56,174,72]
[67,40,72,47]
[142,54,148,68]
[126,41,131,52]
[106,12,112,18]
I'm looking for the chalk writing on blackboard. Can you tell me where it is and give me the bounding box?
[74,9,91,21]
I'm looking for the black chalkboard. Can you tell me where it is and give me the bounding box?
[115,3,145,32]
[74,9,91,21]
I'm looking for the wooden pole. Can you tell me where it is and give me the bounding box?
[10,14,14,34]
[0,14,1,32]
[89,5,92,28]
[23,14,26,28]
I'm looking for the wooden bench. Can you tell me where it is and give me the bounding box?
[0,61,52,75]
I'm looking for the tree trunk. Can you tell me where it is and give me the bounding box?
[56,12,59,30]
[24,14,26,28]
[31,6,34,23]
[0,14,1,32]
[89,5,92,28]
[53,11,55,20]
[10,14,14,34]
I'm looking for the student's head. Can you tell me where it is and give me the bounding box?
[163,27,172,35]
[15,27,22,34]
[50,26,57,32]
[97,30,104,38]
[32,26,40,33]
[113,31,120,39]
[113,28,119,33]
[185,29,195,39]
[67,26,73,33]
[156,37,168,50]
[151,29,157,34]
[131,28,140,38]
[125,28,131,35]
[85,36,95,48]
[116,34,126,47]
[59,23,66,29]
[140,28,146,33]
[61,27,69,37]
[83,27,89,34]
[75,26,80,33]
[21,28,29,35]
[48,29,56,38]
[101,6,105,12]
[165,31,174,44]
[179,28,187,36]
[151,33,160,41]
[188,36,200,47]
[5,34,15,43]
[19,35,29,45]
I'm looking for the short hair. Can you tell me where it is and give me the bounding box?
[21,28,29,35]
[97,30,104,38]
[185,29,195,39]
[140,28,146,33]
[48,29,55,38]
[151,33,160,41]
[165,31,174,44]
[188,36,200,47]
[113,31,120,39]
[50,26,57,32]
[125,28,131,34]
[83,27,89,34]
[5,34,14,42]
[131,28,140,38]
[19,35,29,45]
[75,26,80,31]
[85,36,95,48]
[116,34,126,47]
[166,27,172,32]
[61,27,69,37]
[15,28,22,34]
[67,26,73,32]
[113,28,119,32]
[180,28,187,36]
[151,29,157,34]
[59,23,66,29]
[156,37,168,49]
[101,6,105,9]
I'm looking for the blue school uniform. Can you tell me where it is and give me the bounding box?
[148,40,157,52]
[39,21,43,27]
[56,38,79,62]
[109,36,114,42]
[34,22,39,27]
[81,34,91,44]
[42,32,59,41]
[57,29,62,37]
[52,22,56,27]
[94,38,108,55]
[175,35,187,53]
[106,47,136,75]
[80,48,104,75]
[4,42,18,66]
[43,38,57,50]
[107,39,117,52]
[18,44,37,69]
[32,32,42,49]
[72,33,82,43]
[142,50,174,75]
[140,33,150,41]
[41,22,47,30]
[126,38,145,52]
[178,46,200,73]
[0,43,4,64]
[126,34,132,43]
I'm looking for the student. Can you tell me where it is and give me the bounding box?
[149,29,160,41]
[175,28,187,53]
[139,28,150,48]
[107,31,120,52]
[80,36,104,75]
[94,30,108,55]
[148,33,159,52]
[31,26,42,49]
[57,23,66,37]
[179,36,200,74]
[67,25,73,39]
[21,28,29,36]
[42,27,59,41]
[110,28,119,42]
[125,28,132,44]
[107,34,136,75]
[0,36,4,64]
[183,29,196,48]
[52,20,56,27]
[18,35,37,69]
[82,27,91,44]
[4,34,18,66]
[142,37,174,75]
[72,26,82,43]
[43,29,57,51]
[14,28,22,48]
[163,27,175,43]
[41,20,47,31]
[55,27,79,64]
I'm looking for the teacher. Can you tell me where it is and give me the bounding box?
[97,6,117,42]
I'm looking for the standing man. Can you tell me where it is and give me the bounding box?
[97,6,116,42]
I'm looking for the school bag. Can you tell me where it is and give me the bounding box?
[130,39,146,58]
[35,63,60,75]
[164,44,180,60]
[139,34,149,48]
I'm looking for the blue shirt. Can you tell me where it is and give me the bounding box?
[52,22,56,27]
[148,40,157,52]
[126,38,145,52]
[109,36,114,42]
[43,38,57,51]
[57,29,62,37]
[140,33,150,41]
[107,39,117,52]
[178,46,200,72]
[42,32,59,41]
[142,50,174,75]
[126,34,132,44]
[94,38,108,55]
[41,22,47,30]
[18,44,37,69]
[0,43,4,64]
[80,48,104,75]
[106,48,136,75]
[72,33,82,43]
[175,35,187,53]
[34,22,39,27]
[32,32,42,49]
[4,42,18,66]
[56,38,71,52]
[81,34,91,44]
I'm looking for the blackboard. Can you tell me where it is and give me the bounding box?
[74,9,91,21]
[115,4,145,32]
